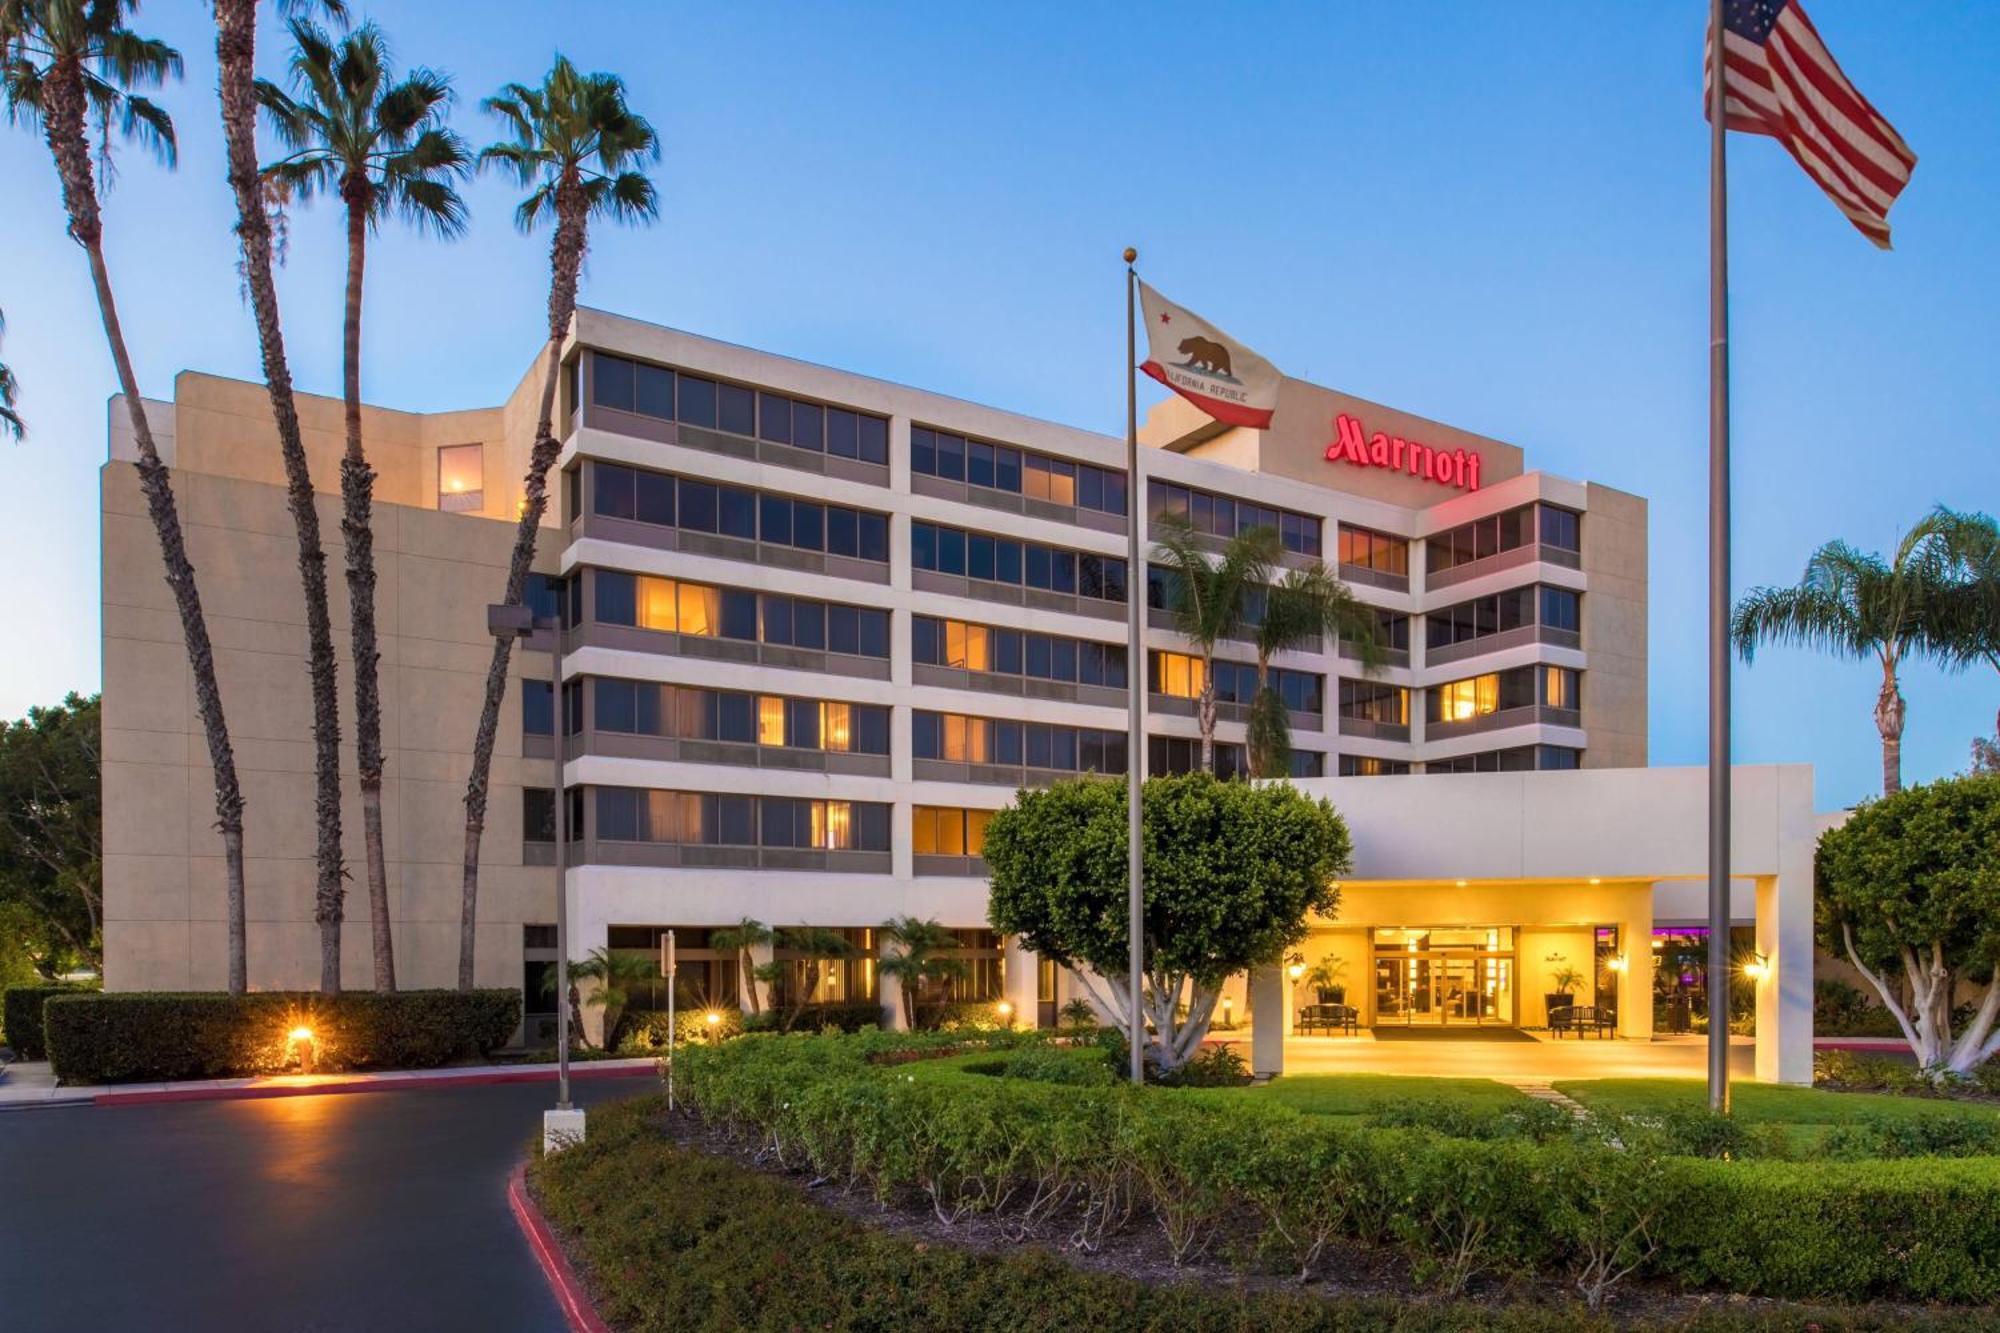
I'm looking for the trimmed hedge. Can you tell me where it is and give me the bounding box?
[3,982,95,1061]
[44,989,521,1084]
[533,1094,2000,1333]
[744,1000,885,1034]
[678,1031,2000,1306]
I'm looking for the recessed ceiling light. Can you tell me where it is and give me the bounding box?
[1589,877,1602,885]
[1455,879,1468,887]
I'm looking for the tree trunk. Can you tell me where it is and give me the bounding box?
[1197,650,1217,773]
[1874,666,1905,796]
[457,186,590,990]
[217,1,346,993]
[340,185,394,992]
[40,57,250,993]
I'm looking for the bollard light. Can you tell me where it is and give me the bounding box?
[286,1025,317,1074]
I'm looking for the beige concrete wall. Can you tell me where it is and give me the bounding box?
[1580,481,1648,767]
[100,451,558,991]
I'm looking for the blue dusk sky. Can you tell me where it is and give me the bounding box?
[0,2,1993,809]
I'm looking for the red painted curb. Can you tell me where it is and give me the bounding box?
[93,1062,658,1108]
[510,1161,613,1333]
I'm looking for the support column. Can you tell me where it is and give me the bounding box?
[1249,965,1285,1077]
[1002,937,1039,1030]
[1756,871,1813,1084]
[1618,889,1654,1042]
[878,934,908,1031]
[569,891,608,1049]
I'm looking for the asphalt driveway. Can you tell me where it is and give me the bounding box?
[0,1076,646,1332]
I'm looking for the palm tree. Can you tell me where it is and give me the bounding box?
[709,917,771,1015]
[550,946,657,1050]
[1249,565,1384,778]
[0,308,22,441]
[1732,515,1961,795]
[215,0,349,992]
[771,926,856,1033]
[1923,507,2000,743]
[3,0,255,993]
[1151,511,1280,772]
[256,17,468,993]
[456,56,659,990]
[879,916,967,1030]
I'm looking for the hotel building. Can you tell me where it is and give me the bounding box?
[99,307,1814,1081]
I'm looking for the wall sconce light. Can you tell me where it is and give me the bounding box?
[1606,955,1628,974]
[1287,961,1306,981]
[1742,954,1770,981]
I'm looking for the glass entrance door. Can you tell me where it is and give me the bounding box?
[1371,928,1517,1025]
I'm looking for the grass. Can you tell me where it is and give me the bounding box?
[1196,1072,1529,1116]
[1556,1077,2000,1127]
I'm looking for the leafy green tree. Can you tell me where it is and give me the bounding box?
[457,56,659,989]
[708,917,771,1014]
[0,693,100,976]
[1249,564,1382,778]
[215,0,348,992]
[878,916,967,1028]
[256,16,468,992]
[1815,775,2000,1077]
[0,308,22,441]
[983,772,1349,1073]
[1150,511,1279,772]
[1733,514,1965,794]
[4,0,255,992]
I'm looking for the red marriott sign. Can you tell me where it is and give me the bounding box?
[1324,413,1482,492]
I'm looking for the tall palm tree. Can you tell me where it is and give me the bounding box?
[709,916,770,1014]
[1151,511,1280,772]
[1732,515,1960,795]
[0,308,22,441]
[1249,565,1384,779]
[3,0,255,992]
[456,56,659,990]
[215,0,348,992]
[1924,507,2000,742]
[879,916,967,1030]
[257,17,468,993]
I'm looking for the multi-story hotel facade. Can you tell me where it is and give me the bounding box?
[99,306,1815,1081]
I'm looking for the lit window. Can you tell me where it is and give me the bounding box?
[636,575,678,631]
[437,444,484,512]
[820,702,852,752]
[815,800,852,850]
[940,714,988,763]
[965,808,992,855]
[944,620,990,671]
[1544,665,1574,709]
[758,696,787,747]
[1436,674,1500,721]
[677,583,718,636]
[1155,651,1205,700]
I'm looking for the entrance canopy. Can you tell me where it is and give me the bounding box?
[1255,765,1817,1084]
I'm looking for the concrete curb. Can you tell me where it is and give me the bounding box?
[94,1062,659,1108]
[509,1161,612,1333]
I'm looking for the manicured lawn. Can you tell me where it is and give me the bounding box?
[1199,1072,1528,1116]
[1557,1077,2000,1127]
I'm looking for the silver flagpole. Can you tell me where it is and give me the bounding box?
[1706,0,1733,1116]
[1124,247,1147,1086]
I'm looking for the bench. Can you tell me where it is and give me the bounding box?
[1548,1004,1616,1038]
[1296,1003,1358,1035]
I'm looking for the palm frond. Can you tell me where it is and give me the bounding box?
[388,173,466,238]
[1730,583,1862,663]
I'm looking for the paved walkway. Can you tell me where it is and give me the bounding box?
[1270,1030,1760,1082]
[0,1056,659,1110]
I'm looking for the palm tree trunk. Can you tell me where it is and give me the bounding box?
[1197,650,1218,773]
[340,187,394,992]
[218,0,346,993]
[457,188,588,989]
[40,57,250,993]
[1875,665,1905,796]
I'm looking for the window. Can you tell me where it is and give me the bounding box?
[589,786,888,850]
[1429,503,1580,574]
[1290,750,1326,778]
[590,462,887,563]
[913,806,996,858]
[1148,481,1315,554]
[587,572,888,659]
[1540,586,1580,632]
[523,788,556,842]
[522,680,554,736]
[1339,679,1409,726]
[1543,666,1580,710]
[915,712,1125,775]
[1336,524,1407,576]
[588,352,887,463]
[1149,735,1248,778]
[1540,506,1581,551]
[913,616,1126,689]
[911,522,1125,604]
[1428,667,1542,724]
[1427,745,1581,774]
[437,443,483,512]
[913,427,1126,516]
[1152,650,1205,700]
[1339,755,1411,777]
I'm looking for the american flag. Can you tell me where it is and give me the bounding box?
[1706,0,1917,248]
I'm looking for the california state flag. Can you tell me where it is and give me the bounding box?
[1138,281,1282,429]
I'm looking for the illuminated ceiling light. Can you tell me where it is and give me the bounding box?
[1455,879,1468,887]
[1589,877,1602,885]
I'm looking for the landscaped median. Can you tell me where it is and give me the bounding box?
[526,1028,2000,1323]
[39,989,522,1083]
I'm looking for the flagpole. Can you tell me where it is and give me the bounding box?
[1706,0,1733,1116]
[1124,246,1146,1087]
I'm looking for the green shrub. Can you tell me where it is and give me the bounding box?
[1365,1097,1577,1143]
[995,1040,1116,1086]
[674,1028,2000,1306]
[1815,1049,1928,1094]
[3,981,96,1061]
[1821,1115,2000,1160]
[743,1000,884,1034]
[43,989,520,1083]
[619,1007,745,1052]
[1151,1042,1251,1088]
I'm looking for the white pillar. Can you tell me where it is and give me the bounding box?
[1618,891,1654,1041]
[1756,872,1813,1084]
[1249,965,1285,1077]
[570,890,609,1048]
[1002,937,1039,1030]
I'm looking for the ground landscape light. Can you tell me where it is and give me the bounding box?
[285,1025,318,1075]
